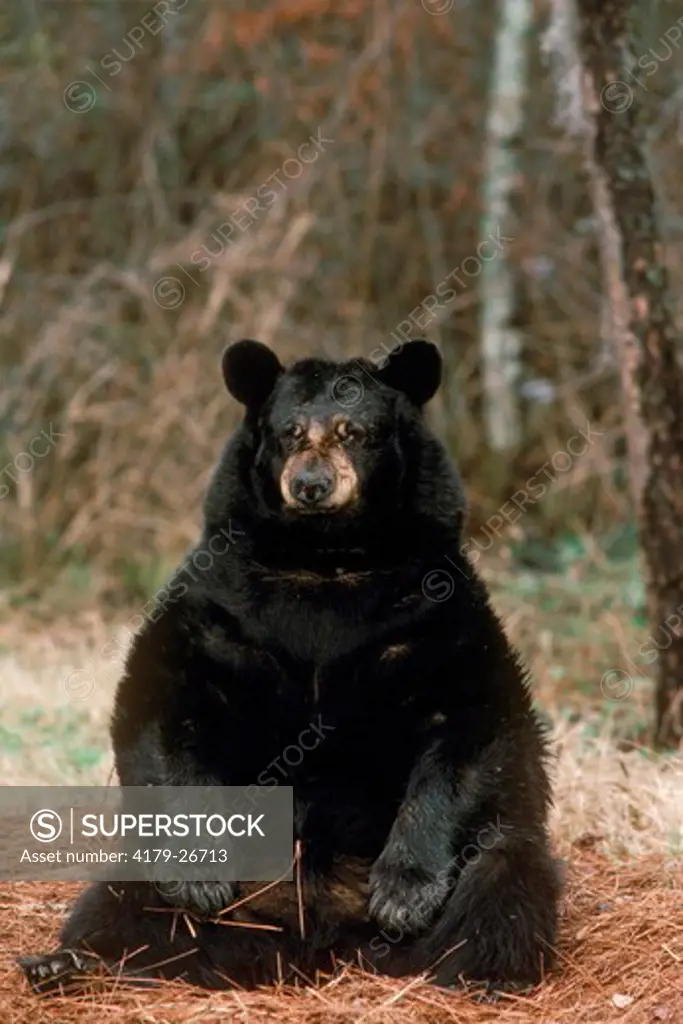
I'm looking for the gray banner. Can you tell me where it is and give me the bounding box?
[0,787,293,882]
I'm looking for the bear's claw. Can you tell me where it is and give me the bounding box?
[18,949,100,995]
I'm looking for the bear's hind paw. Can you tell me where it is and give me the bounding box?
[18,948,101,996]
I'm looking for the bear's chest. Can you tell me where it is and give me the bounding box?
[246,572,415,665]
[255,643,428,792]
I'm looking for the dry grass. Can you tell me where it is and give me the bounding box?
[1,851,681,1024]
[551,719,682,859]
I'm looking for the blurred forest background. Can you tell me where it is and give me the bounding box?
[1,0,683,613]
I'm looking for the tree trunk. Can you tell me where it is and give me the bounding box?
[545,0,683,748]
[480,0,533,453]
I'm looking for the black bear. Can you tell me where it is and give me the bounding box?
[20,339,560,994]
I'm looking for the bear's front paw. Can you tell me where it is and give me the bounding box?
[156,880,236,919]
[368,862,450,934]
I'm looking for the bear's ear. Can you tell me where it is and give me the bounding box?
[375,340,442,406]
[221,340,283,408]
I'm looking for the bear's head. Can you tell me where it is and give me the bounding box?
[207,338,463,557]
[222,337,440,508]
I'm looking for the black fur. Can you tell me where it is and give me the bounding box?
[20,340,560,995]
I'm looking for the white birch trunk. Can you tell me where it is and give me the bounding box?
[480,0,533,453]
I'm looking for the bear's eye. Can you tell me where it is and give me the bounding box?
[335,421,364,442]
[284,423,305,441]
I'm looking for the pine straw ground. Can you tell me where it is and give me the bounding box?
[1,849,681,1024]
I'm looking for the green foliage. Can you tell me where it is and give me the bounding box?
[1,705,106,778]
[0,724,23,754]
[114,555,178,603]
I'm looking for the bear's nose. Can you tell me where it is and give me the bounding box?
[290,466,334,507]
